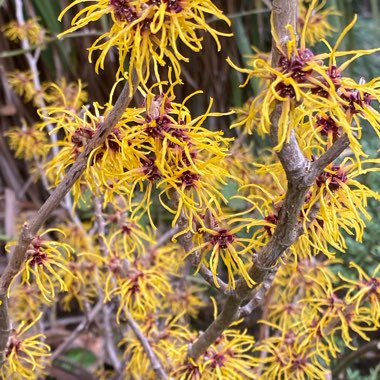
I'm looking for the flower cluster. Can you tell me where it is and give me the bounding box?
[2,18,46,45]
[6,229,74,302]
[58,0,231,89]
[254,257,380,379]
[0,314,50,380]
[229,1,380,162]
[41,82,232,233]
[5,121,49,161]
[3,0,380,379]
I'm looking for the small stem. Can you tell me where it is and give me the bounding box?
[332,340,380,377]
[103,305,122,372]
[207,8,271,24]
[312,134,350,174]
[51,298,104,361]
[126,313,168,380]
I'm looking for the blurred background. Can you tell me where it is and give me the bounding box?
[0,1,379,378]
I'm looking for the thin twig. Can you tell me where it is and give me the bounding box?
[152,226,179,249]
[93,198,123,372]
[0,31,103,59]
[312,134,350,174]
[207,8,271,24]
[126,313,168,380]
[51,298,104,361]
[238,270,277,318]
[332,340,380,377]
[103,305,122,372]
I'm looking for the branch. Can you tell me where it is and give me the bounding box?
[103,305,122,372]
[311,134,350,174]
[237,270,277,318]
[332,340,380,377]
[0,296,9,363]
[51,297,104,361]
[188,294,242,358]
[151,226,179,249]
[126,313,168,380]
[93,198,124,372]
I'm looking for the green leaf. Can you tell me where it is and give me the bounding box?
[63,347,97,368]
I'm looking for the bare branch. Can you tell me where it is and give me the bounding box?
[238,271,277,318]
[0,296,9,364]
[151,226,179,250]
[126,313,168,380]
[188,294,242,358]
[51,298,104,361]
[103,305,122,372]
[311,134,350,174]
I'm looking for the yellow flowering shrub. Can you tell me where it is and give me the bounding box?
[1,0,380,379]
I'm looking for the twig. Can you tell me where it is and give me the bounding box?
[14,0,87,231]
[103,305,122,372]
[237,270,277,318]
[93,198,123,372]
[312,134,350,174]
[51,297,104,361]
[0,31,103,59]
[126,313,168,380]
[207,8,271,24]
[332,340,380,377]
[152,226,179,249]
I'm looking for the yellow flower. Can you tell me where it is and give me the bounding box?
[340,262,380,323]
[255,322,329,380]
[5,121,49,161]
[297,0,338,46]
[108,214,155,257]
[191,223,259,289]
[228,1,380,155]
[7,229,74,302]
[158,165,229,232]
[165,284,207,318]
[301,158,380,257]
[58,0,231,89]
[201,328,257,379]
[1,313,50,380]
[56,222,93,251]
[2,18,46,45]
[110,260,173,319]
[268,258,339,322]
[43,79,88,112]
[6,70,37,103]
[9,283,50,322]
[42,98,142,203]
